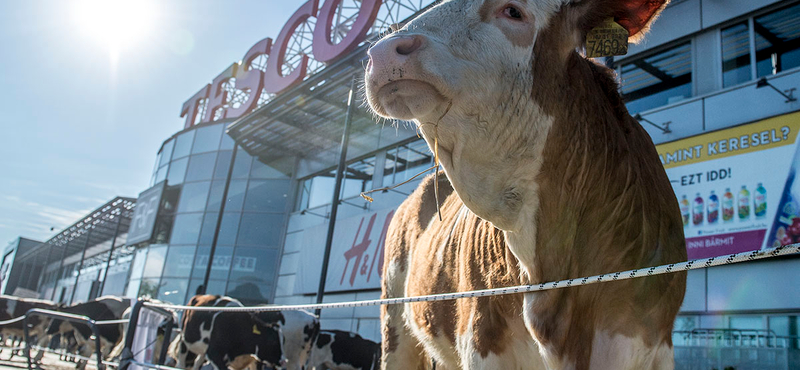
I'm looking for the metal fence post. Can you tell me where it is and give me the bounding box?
[23,313,32,370]
[118,299,143,370]
[157,317,174,365]
[89,319,105,370]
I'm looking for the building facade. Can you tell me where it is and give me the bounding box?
[8,0,799,363]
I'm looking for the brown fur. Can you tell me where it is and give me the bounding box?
[382,174,527,363]
[373,0,684,369]
[502,3,686,368]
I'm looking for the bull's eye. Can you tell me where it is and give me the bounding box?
[503,5,523,20]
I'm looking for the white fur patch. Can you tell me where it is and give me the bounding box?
[589,331,674,370]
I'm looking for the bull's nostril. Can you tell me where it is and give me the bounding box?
[396,37,422,56]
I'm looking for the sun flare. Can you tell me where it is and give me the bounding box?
[71,0,156,54]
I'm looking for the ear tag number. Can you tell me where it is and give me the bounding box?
[585,18,628,58]
[252,324,262,335]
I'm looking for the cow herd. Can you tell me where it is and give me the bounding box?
[0,294,380,370]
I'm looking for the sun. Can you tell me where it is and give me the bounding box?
[71,0,156,54]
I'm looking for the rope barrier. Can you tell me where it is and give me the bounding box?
[142,243,800,312]
[94,319,129,326]
[0,316,28,326]
[129,360,184,370]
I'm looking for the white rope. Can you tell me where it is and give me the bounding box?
[0,316,27,325]
[129,360,184,370]
[143,244,800,312]
[94,319,129,325]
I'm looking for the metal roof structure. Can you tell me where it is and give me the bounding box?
[227,0,436,165]
[228,45,382,162]
[15,197,136,268]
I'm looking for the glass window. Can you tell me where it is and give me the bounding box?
[722,22,752,87]
[227,247,278,287]
[125,279,141,298]
[220,131,235,150]
[386,139,434,185]
[159,140,175,167]
[142,245,167,278]
[237,213,284,246]
[217,212,241,246]
[157,278,189,304]
[251,158,291,179]
[177,181,211,213]
[755,3,800,77]
[167,158,189,185]
[768,316,799,349]
[192,246,233,280]
[192,124,223,154]
[128,248,148,281]
[155,166,168,184]
[188,278,228,297]
[101,265,129,297]
[198,213,219,245]
[172,130,196,159]
[341,156,377,198]
[231,148,253,179]
[729,315,763,330]
[138,277,160,299]
[170,213,203,245]
[225,180,248,211]
[152,213,174,245]
[185,153,217,182]
[621,42,692,114]
[163,246,196,278]
[297,175,335,210]
[244,180,290,212]
[206,180,226,212]
[214,151,233,179]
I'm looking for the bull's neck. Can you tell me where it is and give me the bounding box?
[421,99,552,278]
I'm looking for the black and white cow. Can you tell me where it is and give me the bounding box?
[0,296,59,361]
[206,310,286,370]
[170,295,319,370]
[307,330,380,370]
[46,296,131,369]
[171,294,244,370]
[278,310,319,370]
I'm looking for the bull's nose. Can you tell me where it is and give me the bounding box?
[367,35,425,71]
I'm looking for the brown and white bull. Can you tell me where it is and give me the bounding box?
[365,0,687,369]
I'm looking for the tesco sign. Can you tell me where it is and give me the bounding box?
[180,0,382,129]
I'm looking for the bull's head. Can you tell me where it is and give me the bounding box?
[365,0,668,230]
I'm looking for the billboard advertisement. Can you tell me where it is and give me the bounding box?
[295,207,395,294]
[656,112,800,259]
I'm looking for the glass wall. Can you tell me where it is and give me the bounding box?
[132,121,291,305]
[620,42,693,114]
[295,138,433,212]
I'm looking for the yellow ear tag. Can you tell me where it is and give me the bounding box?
[252,324,261,335]
[585,18,628,58]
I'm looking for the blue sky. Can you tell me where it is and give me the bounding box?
[0,1,299,245]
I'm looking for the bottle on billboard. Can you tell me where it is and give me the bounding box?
[722,187,734,222]
[680,195,690,226]
[707,191,719,224]
[693,192,704,226]
[754,183,767,218]
[739,185,751,220]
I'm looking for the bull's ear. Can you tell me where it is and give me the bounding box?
[572,0,669,42]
